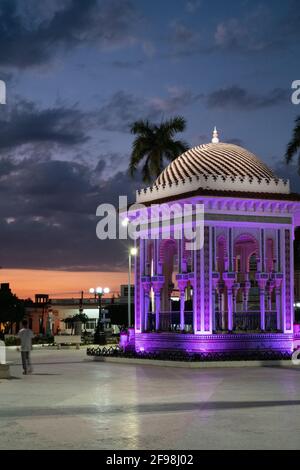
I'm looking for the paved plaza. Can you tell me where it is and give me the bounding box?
[0,349,300,450]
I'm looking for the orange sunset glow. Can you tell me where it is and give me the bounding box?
[0,269,128,300]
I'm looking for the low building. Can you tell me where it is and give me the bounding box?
[25,294,60,335]
[119,285,134,304]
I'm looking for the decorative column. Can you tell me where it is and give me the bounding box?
[177,275,188,331]
[272,273,283,331]
[233,283,240,314]
[218,281,225,330]
[258,228,266,273]
[179,237,188,274]
[267,279,274,311]
[256,273,269,331]
[145,239,151,276]
[283,229,293,333]
[185,224,212,335]
[134,239,142,332]
[223,272,237,331]
[141,276,151,331]
[192,244,202,334]
[187,272,196,333]
[152,276,164,331]
[212,272,220,331]
[242,275,251,312]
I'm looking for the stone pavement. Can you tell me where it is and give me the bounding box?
[0,348,300,450]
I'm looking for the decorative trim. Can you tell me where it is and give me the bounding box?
[285,229,292,332]
[204,227,211,332]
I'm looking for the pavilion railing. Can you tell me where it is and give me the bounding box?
[148,311,193,332]
[147,311,278,333]
[233,312,261,331]
[215,310,278,332]
[265,311,277,331]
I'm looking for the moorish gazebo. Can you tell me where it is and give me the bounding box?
[124,129,300,355]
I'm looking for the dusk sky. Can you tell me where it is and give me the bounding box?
[0,0,299,298]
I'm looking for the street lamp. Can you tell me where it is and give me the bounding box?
[128,247,137,328]
[122,217,130,227]
[89,286,110,344]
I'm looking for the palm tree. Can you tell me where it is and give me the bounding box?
[129,116,189,183]
[64,313,88,336]
[285,116,300,172]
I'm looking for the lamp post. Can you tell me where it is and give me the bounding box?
[89,286,110,344]
[128,247,137,328]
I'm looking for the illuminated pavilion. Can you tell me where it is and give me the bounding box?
[125,129,300,356]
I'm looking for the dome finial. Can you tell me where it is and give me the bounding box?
[212,126,219,144]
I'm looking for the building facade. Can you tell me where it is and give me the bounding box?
[26,294,60,335]
[124,130,300,355]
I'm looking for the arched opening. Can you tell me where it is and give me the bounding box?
[160,239,177,312]
[216,235,226,274]
[233,234,260,331]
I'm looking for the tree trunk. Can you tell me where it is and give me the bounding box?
[74,321,82,336]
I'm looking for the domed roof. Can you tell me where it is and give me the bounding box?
[156,142,276,187]
[136,129,290,203]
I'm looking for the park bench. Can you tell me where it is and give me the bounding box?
[54,335,81,350]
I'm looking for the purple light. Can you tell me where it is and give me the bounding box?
[125,187,300,356]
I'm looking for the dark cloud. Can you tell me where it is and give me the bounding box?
[110,59,144,69]
[148,87,198,113]
[214,3,300,54]
[206,86,288,110]
[0,155,140,270]
[167,20,203,57]
[271,159,300,192]
[0,0,140,68]
[0,99,88,151]
[164,3,300,59]
[97,88,197,132]
[97,91,147,133]
[185,1,201,14]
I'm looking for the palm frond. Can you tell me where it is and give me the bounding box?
[141,156,152,183]
[161,116,187,137]
[129,115,189,183]
[129,138,151,176]
[285,116,300,164]
[130,120,154,136]
[163,139,189,161]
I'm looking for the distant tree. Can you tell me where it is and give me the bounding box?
[63,313,88,335]
[285,116,300,172]
[129,116,189,183]
[0,288,25,334]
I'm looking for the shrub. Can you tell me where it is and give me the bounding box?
[5,336,20,346]
[32,335,54,345]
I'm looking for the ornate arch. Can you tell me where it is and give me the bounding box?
[159,239,177,263]
[234,233,259,273]
[234,232,259,254]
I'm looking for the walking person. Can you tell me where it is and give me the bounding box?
[18,320,34,375]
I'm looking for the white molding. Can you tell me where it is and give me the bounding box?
[136,174,290,203]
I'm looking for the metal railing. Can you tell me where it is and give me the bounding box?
[265,311,277,331]
[147,310,278,333]
[233,312,261,331]
[215,310,278,332]
[148,311,193,332]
